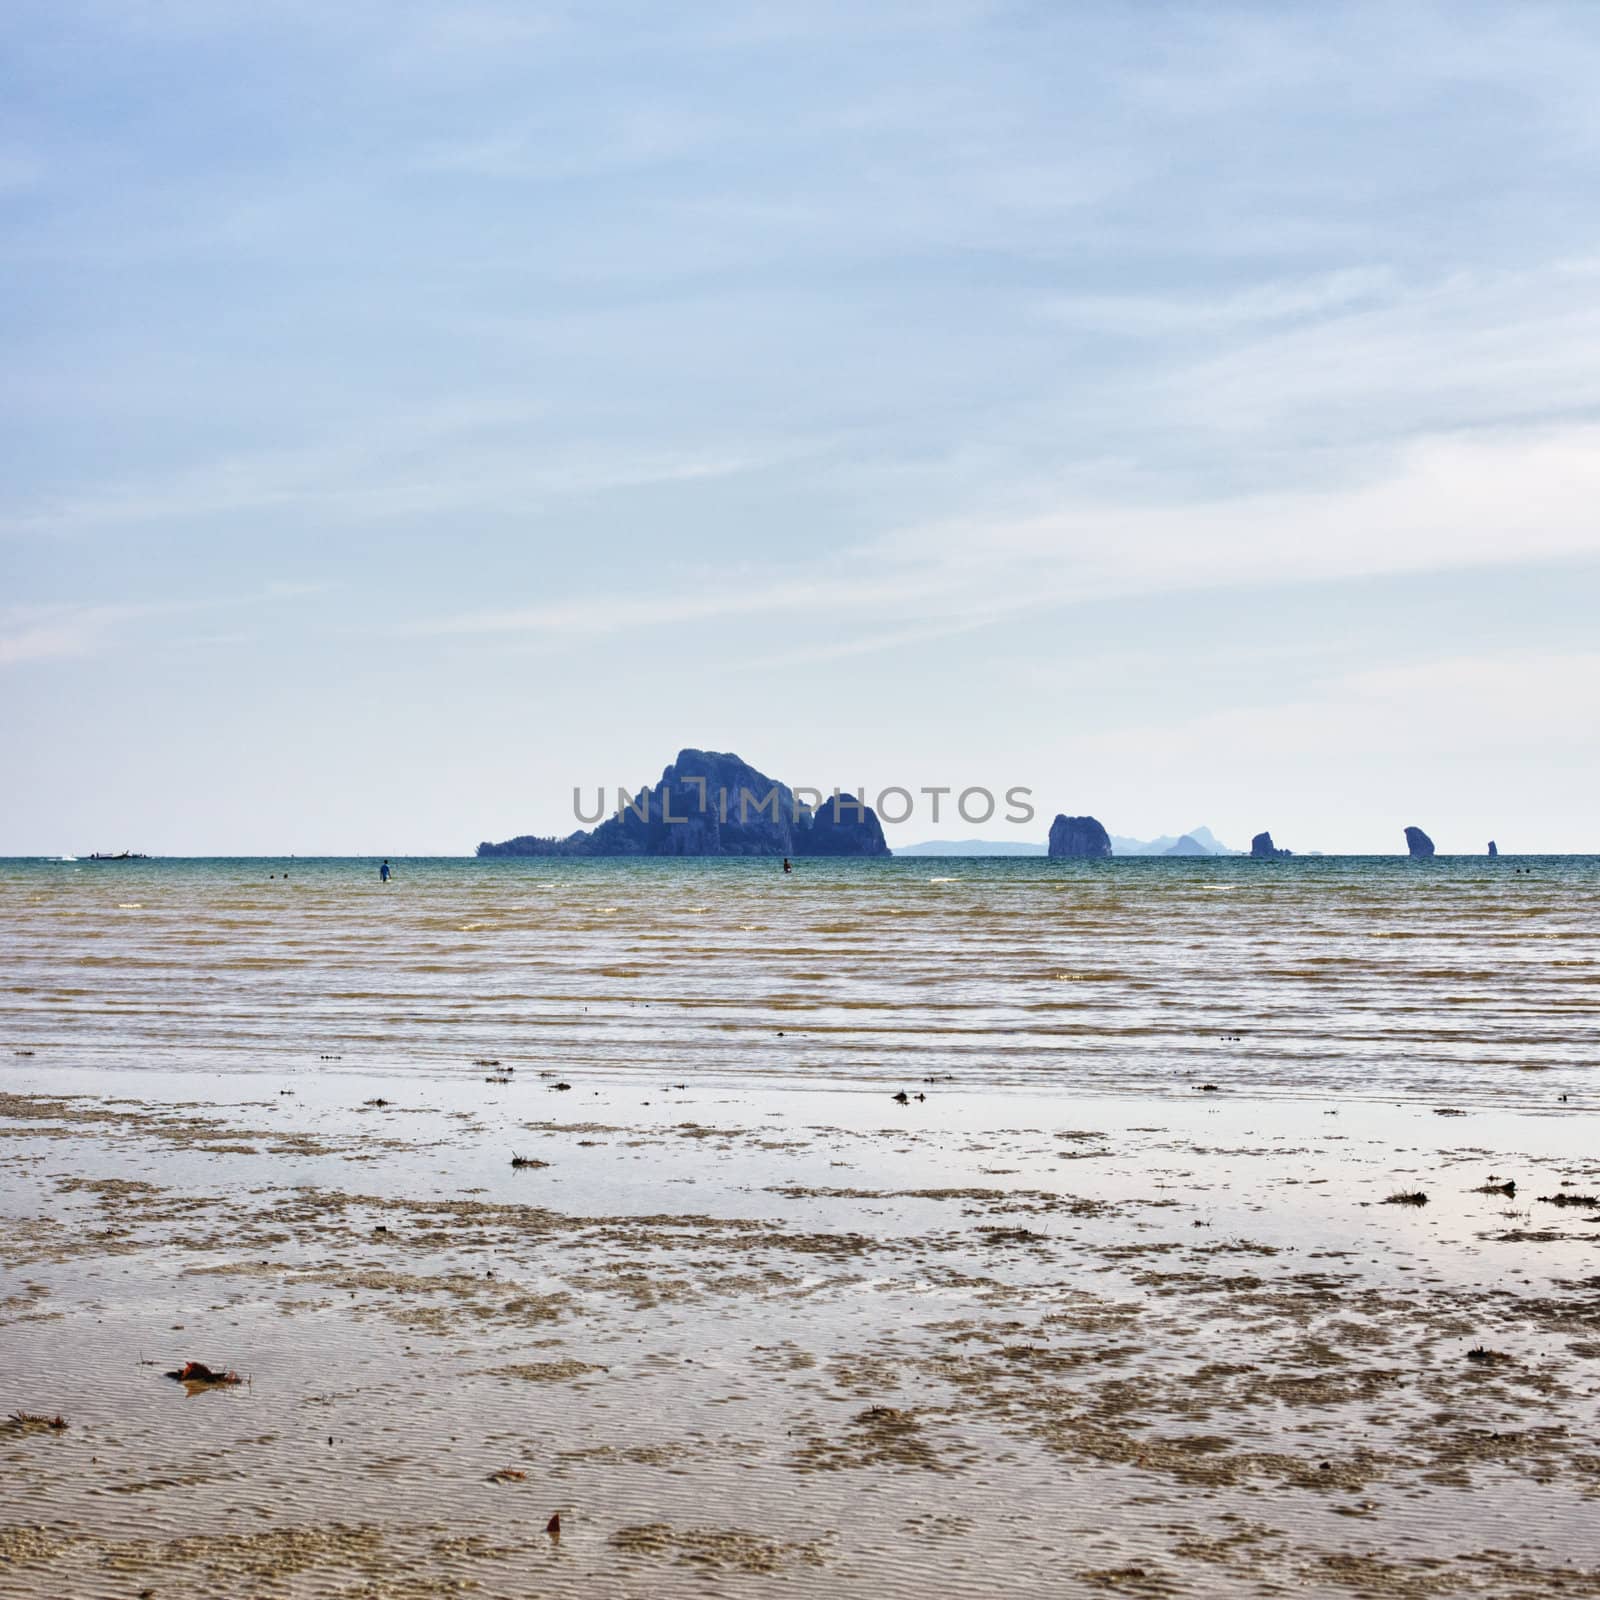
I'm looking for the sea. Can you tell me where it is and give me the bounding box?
[2,854,1594,1106]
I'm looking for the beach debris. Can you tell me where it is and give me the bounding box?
[1433,1107,1467,1117]
[855,1404,921,1439]
[363,1097,391,1108]
[473,1058,503,1067]
[552,1082,572,1091]
[1467,1346,1513,1364]
[978,1226,1049,1246]
[510,1153,548,1169]
[546,1512,562,1536]
[890,1091,926,1105]
[5,1411,67,1433]
[1383,1191,1429,1206]
[318,1054,343,1061]
[15,1050,35,1057]
[1475,1179,1516,1196]
[1198,1083,1220,1093]
[488,1467,526,1484]
[485,1074,513,1084]
[1537,1192,1599,1207]
[165,1361,243,1387]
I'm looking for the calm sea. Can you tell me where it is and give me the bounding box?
[1,855,1595,1104]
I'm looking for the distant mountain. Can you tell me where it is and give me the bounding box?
[903,827,1244,857]
[478,749,889,858]
[1110,825,1242,857]
[895,839,1047,856]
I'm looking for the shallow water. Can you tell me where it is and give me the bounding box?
[2,855,1596,1103]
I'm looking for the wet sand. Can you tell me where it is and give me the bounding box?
[3,1066,1598,1597]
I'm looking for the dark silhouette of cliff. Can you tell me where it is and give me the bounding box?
[1405,825,1435,859]
[477,749,889,858]
[1047,815,1112,858]
[1250,831,1292,858]
[804,793,890,855]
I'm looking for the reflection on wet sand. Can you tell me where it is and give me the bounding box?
[2,1075,1598,1597]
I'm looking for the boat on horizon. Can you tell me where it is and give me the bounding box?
[83,851,150,861]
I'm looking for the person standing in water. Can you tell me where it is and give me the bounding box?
[380,860,391,883]
[782,857,792,874]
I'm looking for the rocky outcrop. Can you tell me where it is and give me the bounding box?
[1250,831,1292,859]
[1488,840,1498,857]
[1165,834,1207,855]
[803,793,890,856]
[1405,825,1435,859]
[1047,815,1112,859]
[477,749,890,858]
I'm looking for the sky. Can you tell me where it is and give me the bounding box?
[3,1,1598,856]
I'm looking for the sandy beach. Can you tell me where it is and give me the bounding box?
[4,1062,1598,1598]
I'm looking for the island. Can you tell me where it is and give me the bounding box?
[1046,815,1112,858]
[1405,825,1435,859]
[478,748,889,857]
[1250,831,1292,859]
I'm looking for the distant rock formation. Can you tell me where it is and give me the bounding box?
[1047,815,1112,859]
[803,793,890,856]
[1110,826,1241,856]
[1165,834,1207,855]
[477,749,890,858]
[1488,840,1498,857]
[1250,831,1292,859]
[1405,825,1435,859]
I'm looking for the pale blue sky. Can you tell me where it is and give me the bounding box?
[3,2,1598,854]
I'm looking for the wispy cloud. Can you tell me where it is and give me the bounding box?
[0,602,162,666]
[406,419,1600,643]
[416,105,728,180]
[1078,649,1600,763]
[0,401,788,539]
[1153,259,1600,445]
[1041,267,1397,338]
[0,584,331,668]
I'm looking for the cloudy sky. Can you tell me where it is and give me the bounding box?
[4,1,1598,854]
